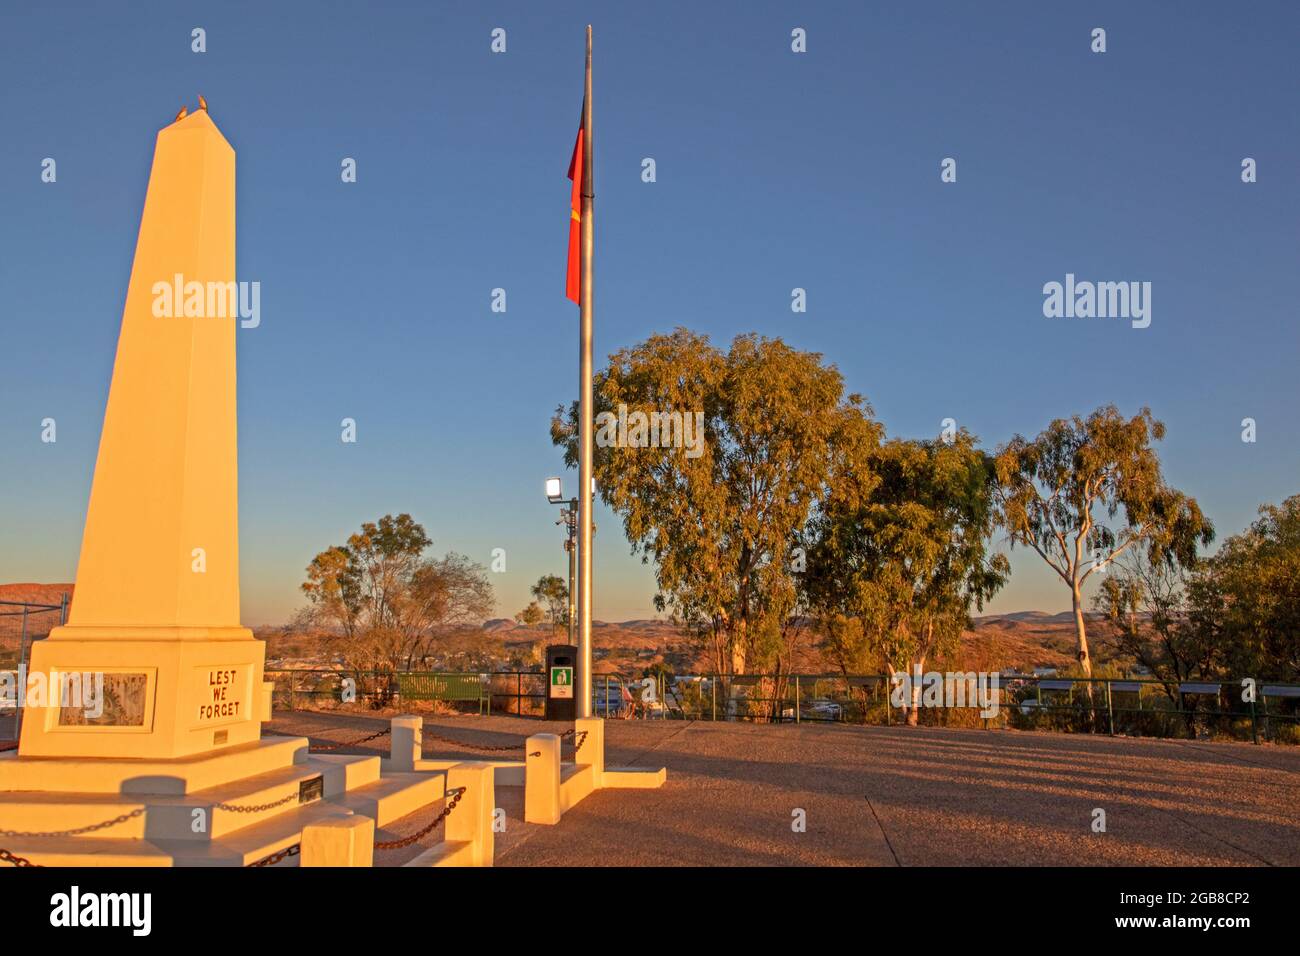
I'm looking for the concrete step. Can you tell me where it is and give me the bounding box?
[6,781,452,867]
[156,753,380,841]
[0,792,150,839]
[330,771,447,828]
[0,735,310,795]
[560,763,595,812]
[155,800,361,866]
[0,836,173,867]
[604,767,667,789]
[405,840,474,867]
[0,754,380,842]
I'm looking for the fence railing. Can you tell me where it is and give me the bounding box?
[263,666,1300,745]
[265,669,553,718]
[0,597,69,740]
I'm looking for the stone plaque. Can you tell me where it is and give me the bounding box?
[193,665,251,727]
[58,672,149,727]
[299,775,324,804]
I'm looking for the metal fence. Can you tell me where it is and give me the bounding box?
[641,672,1300,745]
[265,669,554,718]
[0,597,69,739]
[264,666,1300,745]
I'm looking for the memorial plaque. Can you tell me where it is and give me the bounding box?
[193,665,252,727]
[58,672,148,727]
[299,775,324,804]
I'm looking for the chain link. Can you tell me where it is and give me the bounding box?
[0,848,39,867]
[0,806,145,839]
[213,791,298,814]
[419,730,528,753]
[271,722,588,757]
[373,786,466,851]
[307,727,391,751]
[247,843,300,867]
[420,726,587,754]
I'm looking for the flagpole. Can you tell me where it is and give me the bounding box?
[577,24,595,719]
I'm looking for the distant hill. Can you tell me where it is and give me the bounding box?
[0,583,73,606]
[0,584,74,660]
[2,581,1105,675]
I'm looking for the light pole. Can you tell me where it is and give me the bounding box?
[545,477,577,646]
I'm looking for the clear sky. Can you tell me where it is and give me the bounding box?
[1,1,1297,626]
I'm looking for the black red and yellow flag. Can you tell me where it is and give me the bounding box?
[566,117,584,304]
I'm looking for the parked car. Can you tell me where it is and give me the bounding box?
[806,699,843,720]
[780,698,843,721]
[591,682,628,717]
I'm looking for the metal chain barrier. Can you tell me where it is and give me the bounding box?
[419,730,529,753]
[0,848,39,867]
[0,807,145,840]
[374,786,465,851]
[305,727,391,751]
[213,792,297,814]
[421,726,588,755]
[247,843,300,867]
[264,725,392,751]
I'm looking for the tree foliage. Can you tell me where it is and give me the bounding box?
[530,574,570,635]
[300,513,494,671]
[552,328,880,675]
[1187,495,1300,681]
[515,601,545,627]
[804,431,1008,722]
[994,405,1212,676]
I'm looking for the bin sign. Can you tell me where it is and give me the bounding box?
[550,665,574,699]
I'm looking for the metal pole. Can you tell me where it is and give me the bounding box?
[567,501,577,646]
[15,606,29,740]
[576,24,595,719]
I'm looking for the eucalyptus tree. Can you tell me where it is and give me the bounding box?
[301,513,494,671]
[552,328,881,675]
[803,431,1008,723]
[994,405,1212,678]
[1188,495,1300,681]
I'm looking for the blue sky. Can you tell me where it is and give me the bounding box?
[1,1,1297,625]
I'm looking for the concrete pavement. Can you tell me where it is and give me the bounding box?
[264,712,1300,866]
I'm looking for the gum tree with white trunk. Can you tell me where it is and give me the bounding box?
[993,405,1213,679]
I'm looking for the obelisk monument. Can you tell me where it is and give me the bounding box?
[19,105,265,760]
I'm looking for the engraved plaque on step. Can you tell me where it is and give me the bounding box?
[299,775,324,804]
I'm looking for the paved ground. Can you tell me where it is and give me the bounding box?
[263,710,1300,867]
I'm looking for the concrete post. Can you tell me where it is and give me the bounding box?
[261,680,275,723]
[446,763,495,866]
[574,716,604,787]
[300,815,375,867]
[390,715,422,772]
[525,733,561,824]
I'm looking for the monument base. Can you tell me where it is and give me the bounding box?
[0,736,455,866]
[18,625,265,760]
